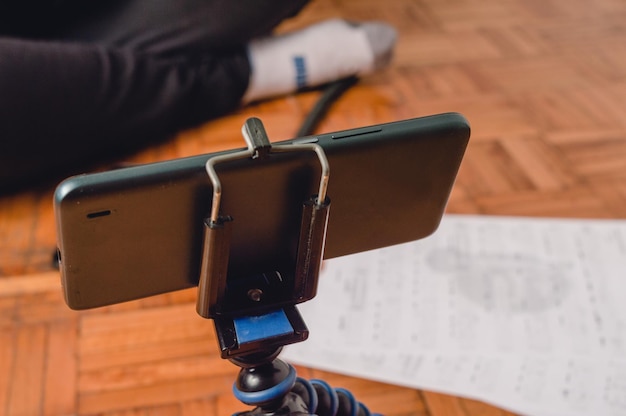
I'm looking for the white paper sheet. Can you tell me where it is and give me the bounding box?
[282,215,626,416]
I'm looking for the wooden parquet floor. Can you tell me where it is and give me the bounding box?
[2,0,626,414]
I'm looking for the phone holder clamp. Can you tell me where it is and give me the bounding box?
[194,118,379,415]
[196,117,331,359]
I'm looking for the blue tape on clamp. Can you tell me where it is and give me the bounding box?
[233,309,294,345]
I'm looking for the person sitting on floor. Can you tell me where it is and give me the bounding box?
[0,0,396,191]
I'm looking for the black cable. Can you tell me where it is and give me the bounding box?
[295,76,359,137]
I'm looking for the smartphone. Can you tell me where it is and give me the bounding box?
[55,112,470,310]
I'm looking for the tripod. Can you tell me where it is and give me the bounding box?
[229,347,380,416]
[196,118,381,416]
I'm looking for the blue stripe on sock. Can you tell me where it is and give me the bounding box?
[293,55,307,89]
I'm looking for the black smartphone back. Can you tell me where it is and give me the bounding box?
[54,113,470,310]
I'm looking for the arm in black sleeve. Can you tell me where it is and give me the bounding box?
[0,37,250,190]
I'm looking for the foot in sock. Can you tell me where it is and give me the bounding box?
[242,18,397,103]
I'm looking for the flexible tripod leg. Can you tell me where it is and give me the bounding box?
[230,349,381,416]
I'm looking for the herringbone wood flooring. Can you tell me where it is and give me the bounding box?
[2,0,626,414]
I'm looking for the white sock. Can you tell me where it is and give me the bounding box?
[242,19,397,103]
